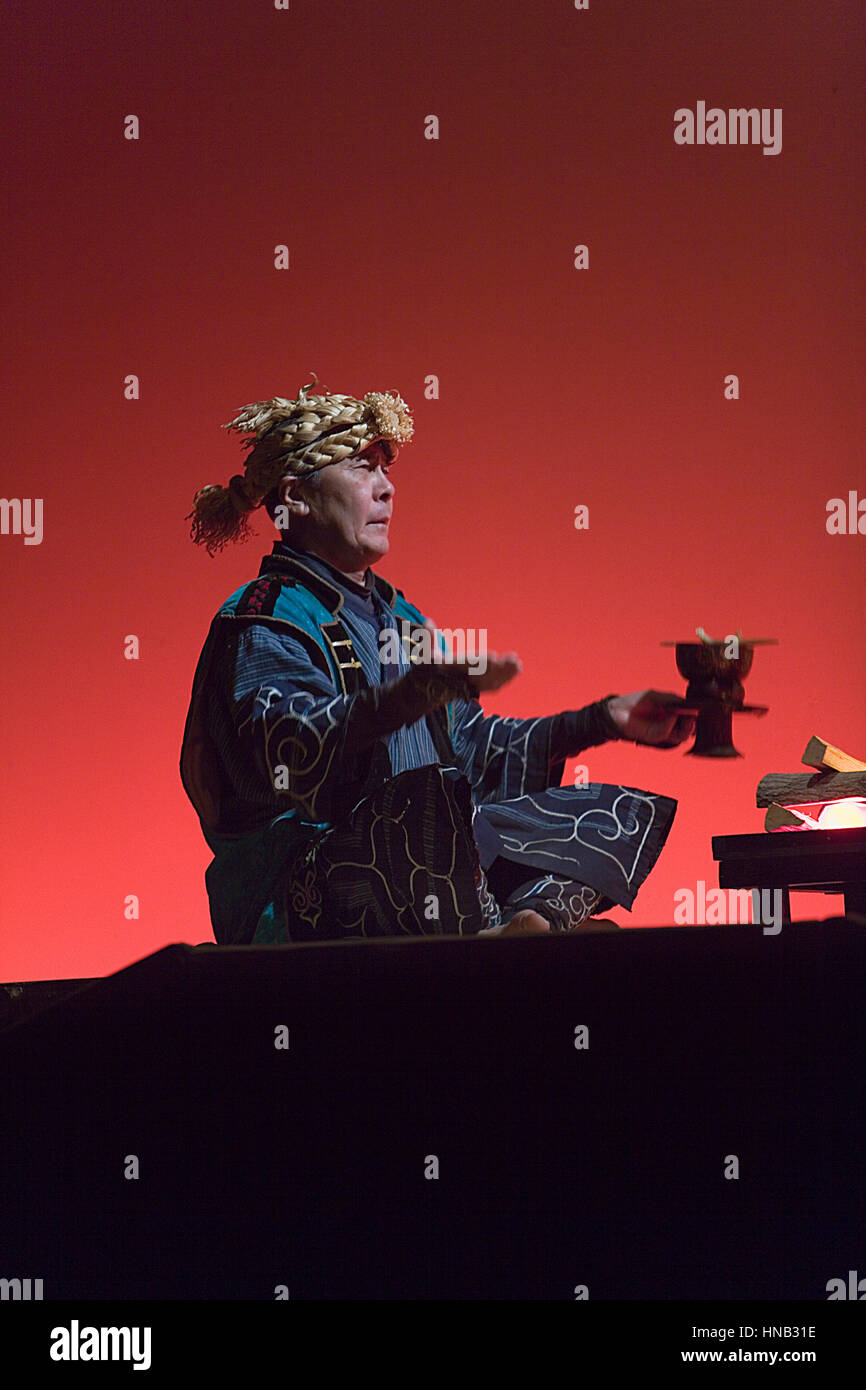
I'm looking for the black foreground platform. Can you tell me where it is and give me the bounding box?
[1,919,865,1301]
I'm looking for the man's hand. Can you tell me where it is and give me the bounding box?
[420,618,521,694]
[605,690,697,747]
[459,651,521,694]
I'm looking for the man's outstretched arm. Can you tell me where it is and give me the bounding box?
[446,693,625,803]
[422,620,696,802]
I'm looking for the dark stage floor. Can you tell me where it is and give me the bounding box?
[1,918,864,1300]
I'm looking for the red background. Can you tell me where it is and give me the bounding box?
[2,0,864,981]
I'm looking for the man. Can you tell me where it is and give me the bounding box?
[180,375,694,944]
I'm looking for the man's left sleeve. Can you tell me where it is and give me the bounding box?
[447,694,623,803]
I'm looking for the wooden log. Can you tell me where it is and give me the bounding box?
[757,771,866,807]
[801,735,866,773]
[764,803,813,830]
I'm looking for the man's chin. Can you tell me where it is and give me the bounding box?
[364,530,390,561]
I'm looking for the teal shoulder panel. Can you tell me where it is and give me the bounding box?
[213,578,341,686]
[393,592,427,624]
[216,575,332,630]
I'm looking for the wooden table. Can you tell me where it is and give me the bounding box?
[712,825,866,923]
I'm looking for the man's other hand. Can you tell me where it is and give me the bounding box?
[606,690,697,746]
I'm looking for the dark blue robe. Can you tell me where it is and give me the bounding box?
[179,542,677,940]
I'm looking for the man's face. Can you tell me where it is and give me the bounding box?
[290,437,398,572]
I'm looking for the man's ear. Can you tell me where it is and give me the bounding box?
[277,478,310,517]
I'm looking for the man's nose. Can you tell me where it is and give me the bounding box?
[375,468,394,496]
